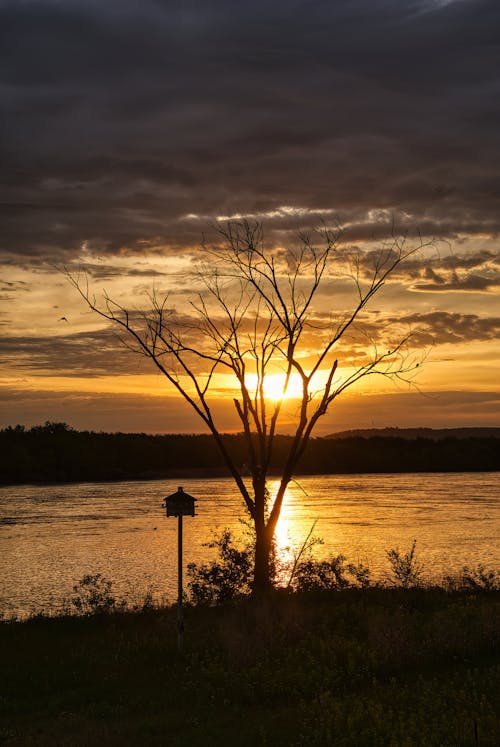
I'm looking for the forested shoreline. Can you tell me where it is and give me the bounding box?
[0,422,498,485]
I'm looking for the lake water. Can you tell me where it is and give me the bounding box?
[1,473,499,618]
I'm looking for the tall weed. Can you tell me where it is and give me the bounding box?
[386,539,424,588]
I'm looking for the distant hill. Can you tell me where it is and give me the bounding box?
[328,427,500,440]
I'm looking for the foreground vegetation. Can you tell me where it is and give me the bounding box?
[1,585,499,746]
[3,537,499,744]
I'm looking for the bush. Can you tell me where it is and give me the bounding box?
[294,555,350,592]
[386,539,424,588]
[293,556,373,592]
[443,564,500,592]
[346,559,372,588]
[187,529,253,605]
[71,574,121,615]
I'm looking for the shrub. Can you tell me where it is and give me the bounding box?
[386,539,424,588]
[346,559,372,589]
[71,573,121,615]
[187,529,253,605]
[294,555,350,592]
[443,564,500,592]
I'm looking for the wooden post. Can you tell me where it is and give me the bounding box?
[177,514,184,653]
[164,486,196,653]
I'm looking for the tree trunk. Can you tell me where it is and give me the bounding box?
[253,524,274,594]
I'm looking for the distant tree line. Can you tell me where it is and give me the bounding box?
[0,422,498,486]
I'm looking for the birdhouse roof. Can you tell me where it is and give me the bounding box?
[165,486,197,502]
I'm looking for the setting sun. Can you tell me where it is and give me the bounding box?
[245,372,304,401]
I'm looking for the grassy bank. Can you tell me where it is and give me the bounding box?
[1,588,499,746]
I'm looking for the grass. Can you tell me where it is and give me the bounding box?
[1,588,499,746]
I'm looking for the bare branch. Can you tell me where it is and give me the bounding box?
[66,221,428,592]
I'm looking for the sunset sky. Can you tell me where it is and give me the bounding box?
[1,0,499,434]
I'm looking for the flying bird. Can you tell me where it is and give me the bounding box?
[58,316,69,322]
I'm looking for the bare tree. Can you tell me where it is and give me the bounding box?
[68,221,426,593]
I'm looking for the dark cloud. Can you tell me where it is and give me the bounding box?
[0,279,29,291]
[0,278,30,303]
[412,271,500,291]
[73,262,171,281]
[308,307,500,349]
[0,308,254,376]
[334,246,500,290]
[410,250,500,291]
[1,0,500,261]
[386,311,500,346]
[0,328,143,376]
[423,267,446,285]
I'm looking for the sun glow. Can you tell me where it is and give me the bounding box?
[245,372,304,401]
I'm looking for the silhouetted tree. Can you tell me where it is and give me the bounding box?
[69,221,426,593]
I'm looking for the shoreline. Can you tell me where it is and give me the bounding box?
[1,466,499,489]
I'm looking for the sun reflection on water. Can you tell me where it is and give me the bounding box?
[1,473,499,618]
[269,480,324,586]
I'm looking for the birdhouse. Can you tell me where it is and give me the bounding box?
[164,486,197,517]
